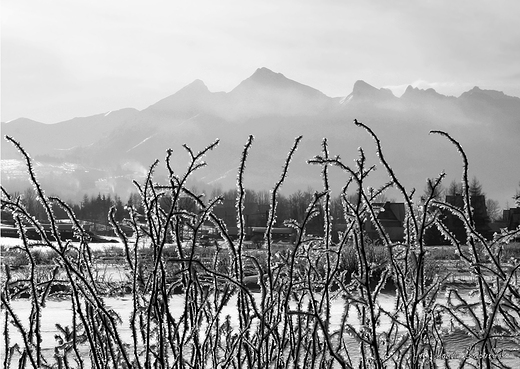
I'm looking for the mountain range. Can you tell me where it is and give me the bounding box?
[2,67,519,207]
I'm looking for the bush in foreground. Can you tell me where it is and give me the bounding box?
[1,120,520,368]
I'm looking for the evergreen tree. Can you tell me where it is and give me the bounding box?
[127,193,144,214]
[113,195,126,221]
[447,180,462,196]
[79,195,88,220]
[443,177,491,241]
[469,176,483,197]
[468,177,490,238]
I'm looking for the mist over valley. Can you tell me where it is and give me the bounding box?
[2,67,519,207]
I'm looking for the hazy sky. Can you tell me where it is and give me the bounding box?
[2,0,520,123]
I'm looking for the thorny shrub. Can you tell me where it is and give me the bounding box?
[1,120,520,369]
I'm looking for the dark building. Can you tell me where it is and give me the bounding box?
[364,202,406,243]
[443,195,491,242]
[503,208,520,232]
[213,199,269,230]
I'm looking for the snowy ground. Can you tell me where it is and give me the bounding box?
[0,235,125,253]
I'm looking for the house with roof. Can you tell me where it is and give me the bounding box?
[364,202,406,243]
[443,194,492,241]
[503,207,520,232]
[212,199,269,230]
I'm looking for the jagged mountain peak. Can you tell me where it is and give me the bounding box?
[2,68,520,208]
[353,80,377,92]
[235,67,291,89]
[231,67,326,97]
[158,78,209,100]
[403,85,436,95]
[145,78,212,114]
[457,86,520,123]
[175,78,210,95]
[401,85,450,100]
[219,67,333,117]
[186,78,208,89]
[460,86,515,101]
[249,67,285,82]
[2,117,45,125]
[342,80,396,104]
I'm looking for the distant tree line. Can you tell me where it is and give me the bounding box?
[2,187,362,237]
[72,193,127,224]
[1,189,130,226]
[2,177,514,244]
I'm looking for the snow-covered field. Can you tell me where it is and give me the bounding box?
[0,235,125,253]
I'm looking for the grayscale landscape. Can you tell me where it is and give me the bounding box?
[2,1,520,368]
[2,67,520,205]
